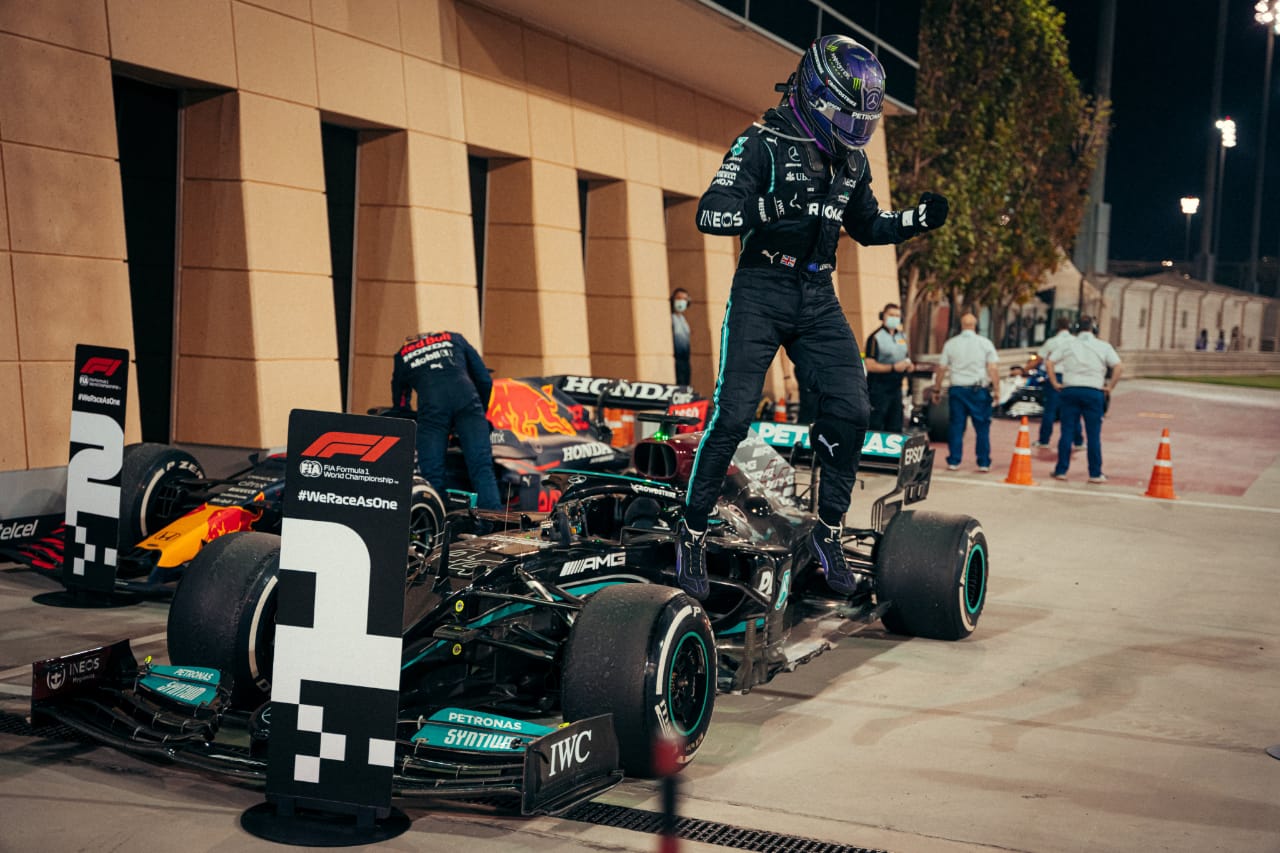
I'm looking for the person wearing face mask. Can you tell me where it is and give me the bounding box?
[671,288,692,387]
[864,302,912,432]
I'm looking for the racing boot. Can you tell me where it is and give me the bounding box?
[675,519,710,601]
[810,520,864,596]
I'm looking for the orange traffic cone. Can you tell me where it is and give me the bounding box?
[1004,416,1037,486]
[1143,428,1178,499]
[773,396,788,422]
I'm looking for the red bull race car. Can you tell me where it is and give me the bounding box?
[4,375,700,594]
[446,374,703,511]
[29,412,987,813]
[1,443,447,594]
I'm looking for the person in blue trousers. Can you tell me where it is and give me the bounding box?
[1046,316,1123,483]
[933,313,1000,472]
[392,330,502,509]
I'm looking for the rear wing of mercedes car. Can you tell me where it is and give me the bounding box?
[748,423,934,531]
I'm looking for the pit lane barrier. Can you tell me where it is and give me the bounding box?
[1143,428,1177,500]
[1003,417,1037,486]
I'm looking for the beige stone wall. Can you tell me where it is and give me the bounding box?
[0,0,903,470]
[0,8,141,468]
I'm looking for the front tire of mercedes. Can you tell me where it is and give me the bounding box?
[561,583,716,777]
[167,531,280,709]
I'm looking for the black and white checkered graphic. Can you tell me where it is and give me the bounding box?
[61,344,128,594]
[269,681,399,801]
[70,521,117,577]
[265,411,412,815]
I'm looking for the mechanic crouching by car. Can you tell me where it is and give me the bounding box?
[864,302,913,432]
[677,35,949,602]
[392,331,502,510]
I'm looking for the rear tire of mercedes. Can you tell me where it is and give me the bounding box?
[120,443,205,546]
[167,531,280,709]
[876,510,987,640]
[926,395,950,443]
[562,584,715,778]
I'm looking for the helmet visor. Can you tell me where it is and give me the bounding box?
[814,97,879,148]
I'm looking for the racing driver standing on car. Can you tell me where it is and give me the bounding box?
[393,330,502,510]
[677,35,949,601]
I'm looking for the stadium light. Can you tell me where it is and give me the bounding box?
[1180,196,1200,262]
[1257,0,1280,35]
[1211,119,1236,280]
[1248,2,1278,292]
[1216,117,1237,148]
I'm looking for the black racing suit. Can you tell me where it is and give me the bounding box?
[392,331,501,510]
[687,106,924,528]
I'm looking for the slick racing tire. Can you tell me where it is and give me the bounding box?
[926,393,950,443]
[562,584,715,778]
[168,531,280,709]
[875,510,987,640]
[410,476,446,557]
[120,443,205,546]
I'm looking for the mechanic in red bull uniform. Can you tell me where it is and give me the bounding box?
[677,36,949,601]
[393,331,502,510]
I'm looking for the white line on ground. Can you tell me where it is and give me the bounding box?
[932,474,1280,514]
[0,631,167,683]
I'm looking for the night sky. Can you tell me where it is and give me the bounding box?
[1051,0,1279,277]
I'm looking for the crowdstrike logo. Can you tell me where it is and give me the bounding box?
[301,432,400,462]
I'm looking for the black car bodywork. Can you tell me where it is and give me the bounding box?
[30,417,987,813]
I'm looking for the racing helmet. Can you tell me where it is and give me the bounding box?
[788,35,886,155]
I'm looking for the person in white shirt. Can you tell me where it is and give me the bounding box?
[1034,315,1081,449]
[932,313,1000,472]
[1045,316,1123,483]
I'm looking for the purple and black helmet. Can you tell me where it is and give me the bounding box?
[788,35,886,155]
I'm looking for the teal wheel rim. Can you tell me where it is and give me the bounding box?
[668,630,711,737]
[964,543,987,615]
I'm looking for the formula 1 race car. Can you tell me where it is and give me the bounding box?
[444,374,702,512]
[30,415,986,811]
[2,444,447,594]
[6,375,698,592]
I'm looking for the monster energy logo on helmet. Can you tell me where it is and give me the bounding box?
[792,35,885,154]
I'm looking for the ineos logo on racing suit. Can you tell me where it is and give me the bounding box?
[699,209,744,229]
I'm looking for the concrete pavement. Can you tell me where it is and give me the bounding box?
[1,378,1277,852]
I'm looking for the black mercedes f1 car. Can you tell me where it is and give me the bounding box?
[30,415,987,813]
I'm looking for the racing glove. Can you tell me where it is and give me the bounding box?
[910,192,949,232]
[754,189,807,225]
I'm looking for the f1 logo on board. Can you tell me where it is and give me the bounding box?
[80,357,122,377]
[301,433,400,462]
